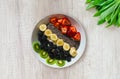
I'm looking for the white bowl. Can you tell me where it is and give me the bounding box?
[31,14,86,68]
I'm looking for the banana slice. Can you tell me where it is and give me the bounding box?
[69,47,77,57]
[39,24,47,31]
[44,29,52,36]
[63,42,70,51]
[56,39,64,46]
[50,34,58,41]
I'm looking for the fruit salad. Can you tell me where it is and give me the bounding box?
[32,16,81,67]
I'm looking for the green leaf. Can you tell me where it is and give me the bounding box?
[98,0,113,7]
[105,14,111,22]
[86,0,92,3]
[86,0,120,27]
[98,18,105,25]
[86,1,96,9]
[100,4,116,20]
[118,13,120,26]
[94,1,115,16]
[110,3,120,26]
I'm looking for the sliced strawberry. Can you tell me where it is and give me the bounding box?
[62,18,71,26]
[73,32,81,41]
[61,26,68,34]
[50,17,57,24]
[58,18,63,24]
[67,26,77,37]
[54,22,60,29]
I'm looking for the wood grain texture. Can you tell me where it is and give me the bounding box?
[0,0,120,79]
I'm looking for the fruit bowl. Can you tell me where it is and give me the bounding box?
[31,14,86,68]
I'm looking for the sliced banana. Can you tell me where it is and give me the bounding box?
[69,47,77,57]
[39,24,47,31]
[44,29,52,36]
[63,42,70,51]
[56,39,64,46]
[50,34,58,41]
[70,47,76,51]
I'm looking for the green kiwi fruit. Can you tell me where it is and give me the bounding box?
[32,41,41,53]
[56,60,65,67]
[39,50,48,59]
[46,58,56,65]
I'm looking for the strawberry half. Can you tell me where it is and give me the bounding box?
[61,26,68,34]
[58,18,63,24]
[73,32,81,41]
[50,17,57,24]
[67,26,77,37]
[62,18,71,26]
[54,22,60,29]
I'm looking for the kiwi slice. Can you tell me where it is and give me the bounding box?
[39,50,48,59]
[32,41,41,53]
[46,58,56,65]
[56,60,65,67]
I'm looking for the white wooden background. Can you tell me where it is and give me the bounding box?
[0,0,120,79]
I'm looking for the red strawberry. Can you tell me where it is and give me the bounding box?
[67,26,77,37]
[54,22,60,29]
[61,26,68,34]
[73,32,81,41]
[62,18,71,26]
[50,17,57,24]
[58,18,63,24]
